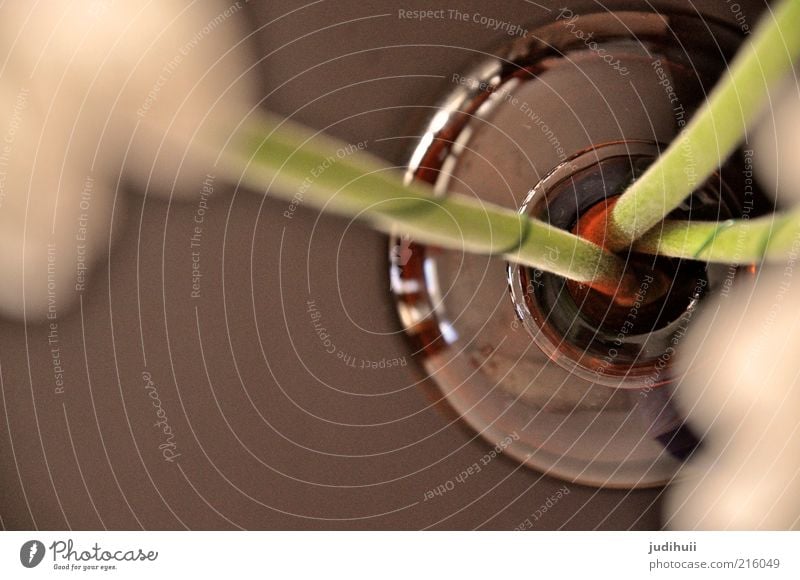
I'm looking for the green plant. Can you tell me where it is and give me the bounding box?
[609,0,800,251]
[204,0,800,290]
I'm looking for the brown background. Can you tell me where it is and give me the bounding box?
[0,0,769,530]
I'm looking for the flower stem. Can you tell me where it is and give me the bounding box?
[217,112,626,287]
[607,0,800,250]
[633,209,800,264]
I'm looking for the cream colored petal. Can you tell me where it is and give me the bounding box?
[0,74,122,319]
[752,73,800,206]
[0,0,256,198]
[0,0,255,319]
[667,271,800,529]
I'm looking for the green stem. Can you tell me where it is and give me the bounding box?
[608,0,800,250]
[633,209,800,264]
[215,112,626,287]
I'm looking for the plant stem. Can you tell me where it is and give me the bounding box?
[608,0,800,250]
[215,112,627,287]
[633,209,800,264]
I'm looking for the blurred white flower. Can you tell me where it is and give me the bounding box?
[0,0,255,319]
[752,71,800,205]
[667,269,800,530]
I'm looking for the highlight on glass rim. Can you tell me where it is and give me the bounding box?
[0,0,799,575]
